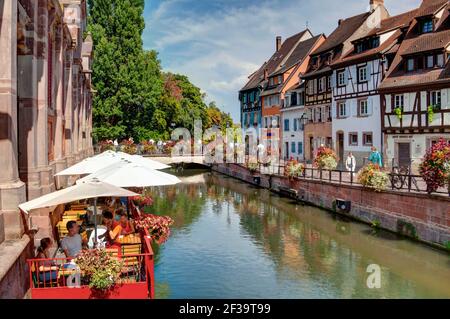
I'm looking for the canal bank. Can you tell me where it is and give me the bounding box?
[148,169,450,298]
[211,164,450,251]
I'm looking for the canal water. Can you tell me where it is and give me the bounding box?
[144,169,450,299]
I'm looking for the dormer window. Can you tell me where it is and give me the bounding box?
[354,36,380,53]
[421,19,433,33]
[407,58,415,71]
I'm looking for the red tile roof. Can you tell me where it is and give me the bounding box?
[240,29,311,91]
[379,0,450,90]
[415,0,447,18]
[311,12,371,56]
[270,34,324,76]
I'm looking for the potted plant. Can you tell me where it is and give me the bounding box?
[284,159,305,180]
[394,107,403,120]
[357,163,389,192]
[120,138,137,154]
[141,141,157,155]
[419,138,450,194]
[74,249,123,294]
[98,140,115,152]
[135,214,174,244]
[427,104,441,124]
[247,162,259,174]
[314,146,338,170]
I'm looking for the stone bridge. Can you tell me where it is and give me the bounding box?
[143,155,209,167]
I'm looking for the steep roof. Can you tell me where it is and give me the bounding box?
[379,0,450,90]
[415,0,447,18]
[332,9,419,67]
[240,29,311,91]
[270,34,324,76]
[311,12,371,56]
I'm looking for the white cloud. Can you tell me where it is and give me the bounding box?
[144,0,422,121]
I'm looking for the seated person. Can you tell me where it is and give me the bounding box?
[36,237,58,282]
[61,221,86,258]
[115,208,135,236]
[99,210,122,247]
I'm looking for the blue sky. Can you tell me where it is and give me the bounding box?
[142,0,421,122]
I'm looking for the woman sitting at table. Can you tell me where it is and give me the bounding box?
[100,210,122,247]
[35,238,58,282]
[115,208,135,236]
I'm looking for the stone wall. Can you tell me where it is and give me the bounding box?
[212,163,450,248]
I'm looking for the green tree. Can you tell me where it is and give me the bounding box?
[88,0,162,142]
[88,1,235,142]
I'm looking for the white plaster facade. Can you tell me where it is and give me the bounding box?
[331,58,383,167]
[281,86,305,161]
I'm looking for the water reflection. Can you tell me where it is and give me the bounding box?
[148,171,450,299]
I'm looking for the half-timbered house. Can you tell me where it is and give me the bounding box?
[302,1,388,161]
[330,9,418,167]
[378,0,450,170]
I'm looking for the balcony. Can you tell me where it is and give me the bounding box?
[27,202,155,299]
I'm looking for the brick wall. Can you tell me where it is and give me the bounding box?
[212,164,450,248]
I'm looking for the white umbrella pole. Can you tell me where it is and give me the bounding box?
[94,197,98,248]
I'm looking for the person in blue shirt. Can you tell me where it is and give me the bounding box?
[368,146,383,167]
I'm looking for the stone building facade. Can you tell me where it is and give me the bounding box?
[0,0,93,298]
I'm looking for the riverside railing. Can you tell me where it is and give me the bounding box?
[239,162,449,197]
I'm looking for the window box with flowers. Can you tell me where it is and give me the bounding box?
[135,214,174,245]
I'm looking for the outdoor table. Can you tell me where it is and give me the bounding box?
[117,233,142,245]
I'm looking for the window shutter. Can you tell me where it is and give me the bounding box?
[404,93,410,112]
[368,98,373,115]
[345,68,351,85]
[331,71,336,89]
[332,103,337,119]
[442,89,449,109]
[346,102,350,118]
[367,63,372,80]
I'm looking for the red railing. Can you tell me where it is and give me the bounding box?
[27,198,156,299]
[27,252,151,299]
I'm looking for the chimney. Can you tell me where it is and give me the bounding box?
[370,0,384,11]
[276,36,282,52]
[338,19,344,26]
[264,69,268,80]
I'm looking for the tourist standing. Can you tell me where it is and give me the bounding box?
[345,152,356,172]
[368,146,383,167]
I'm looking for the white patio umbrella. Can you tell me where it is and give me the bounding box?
[76,160,181,188]
[19,179,138,247]
[55,151,169,176]
[126,155,170,170]
[55,152,124,176]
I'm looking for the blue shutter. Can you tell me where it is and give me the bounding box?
[291,142,296,153]
[244,113,248,126]
[284,119,290,132]
[294,119,298,131]
[250,112,254,125]
[298,142,303,154]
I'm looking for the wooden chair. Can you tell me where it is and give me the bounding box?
[120,244,142,278]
